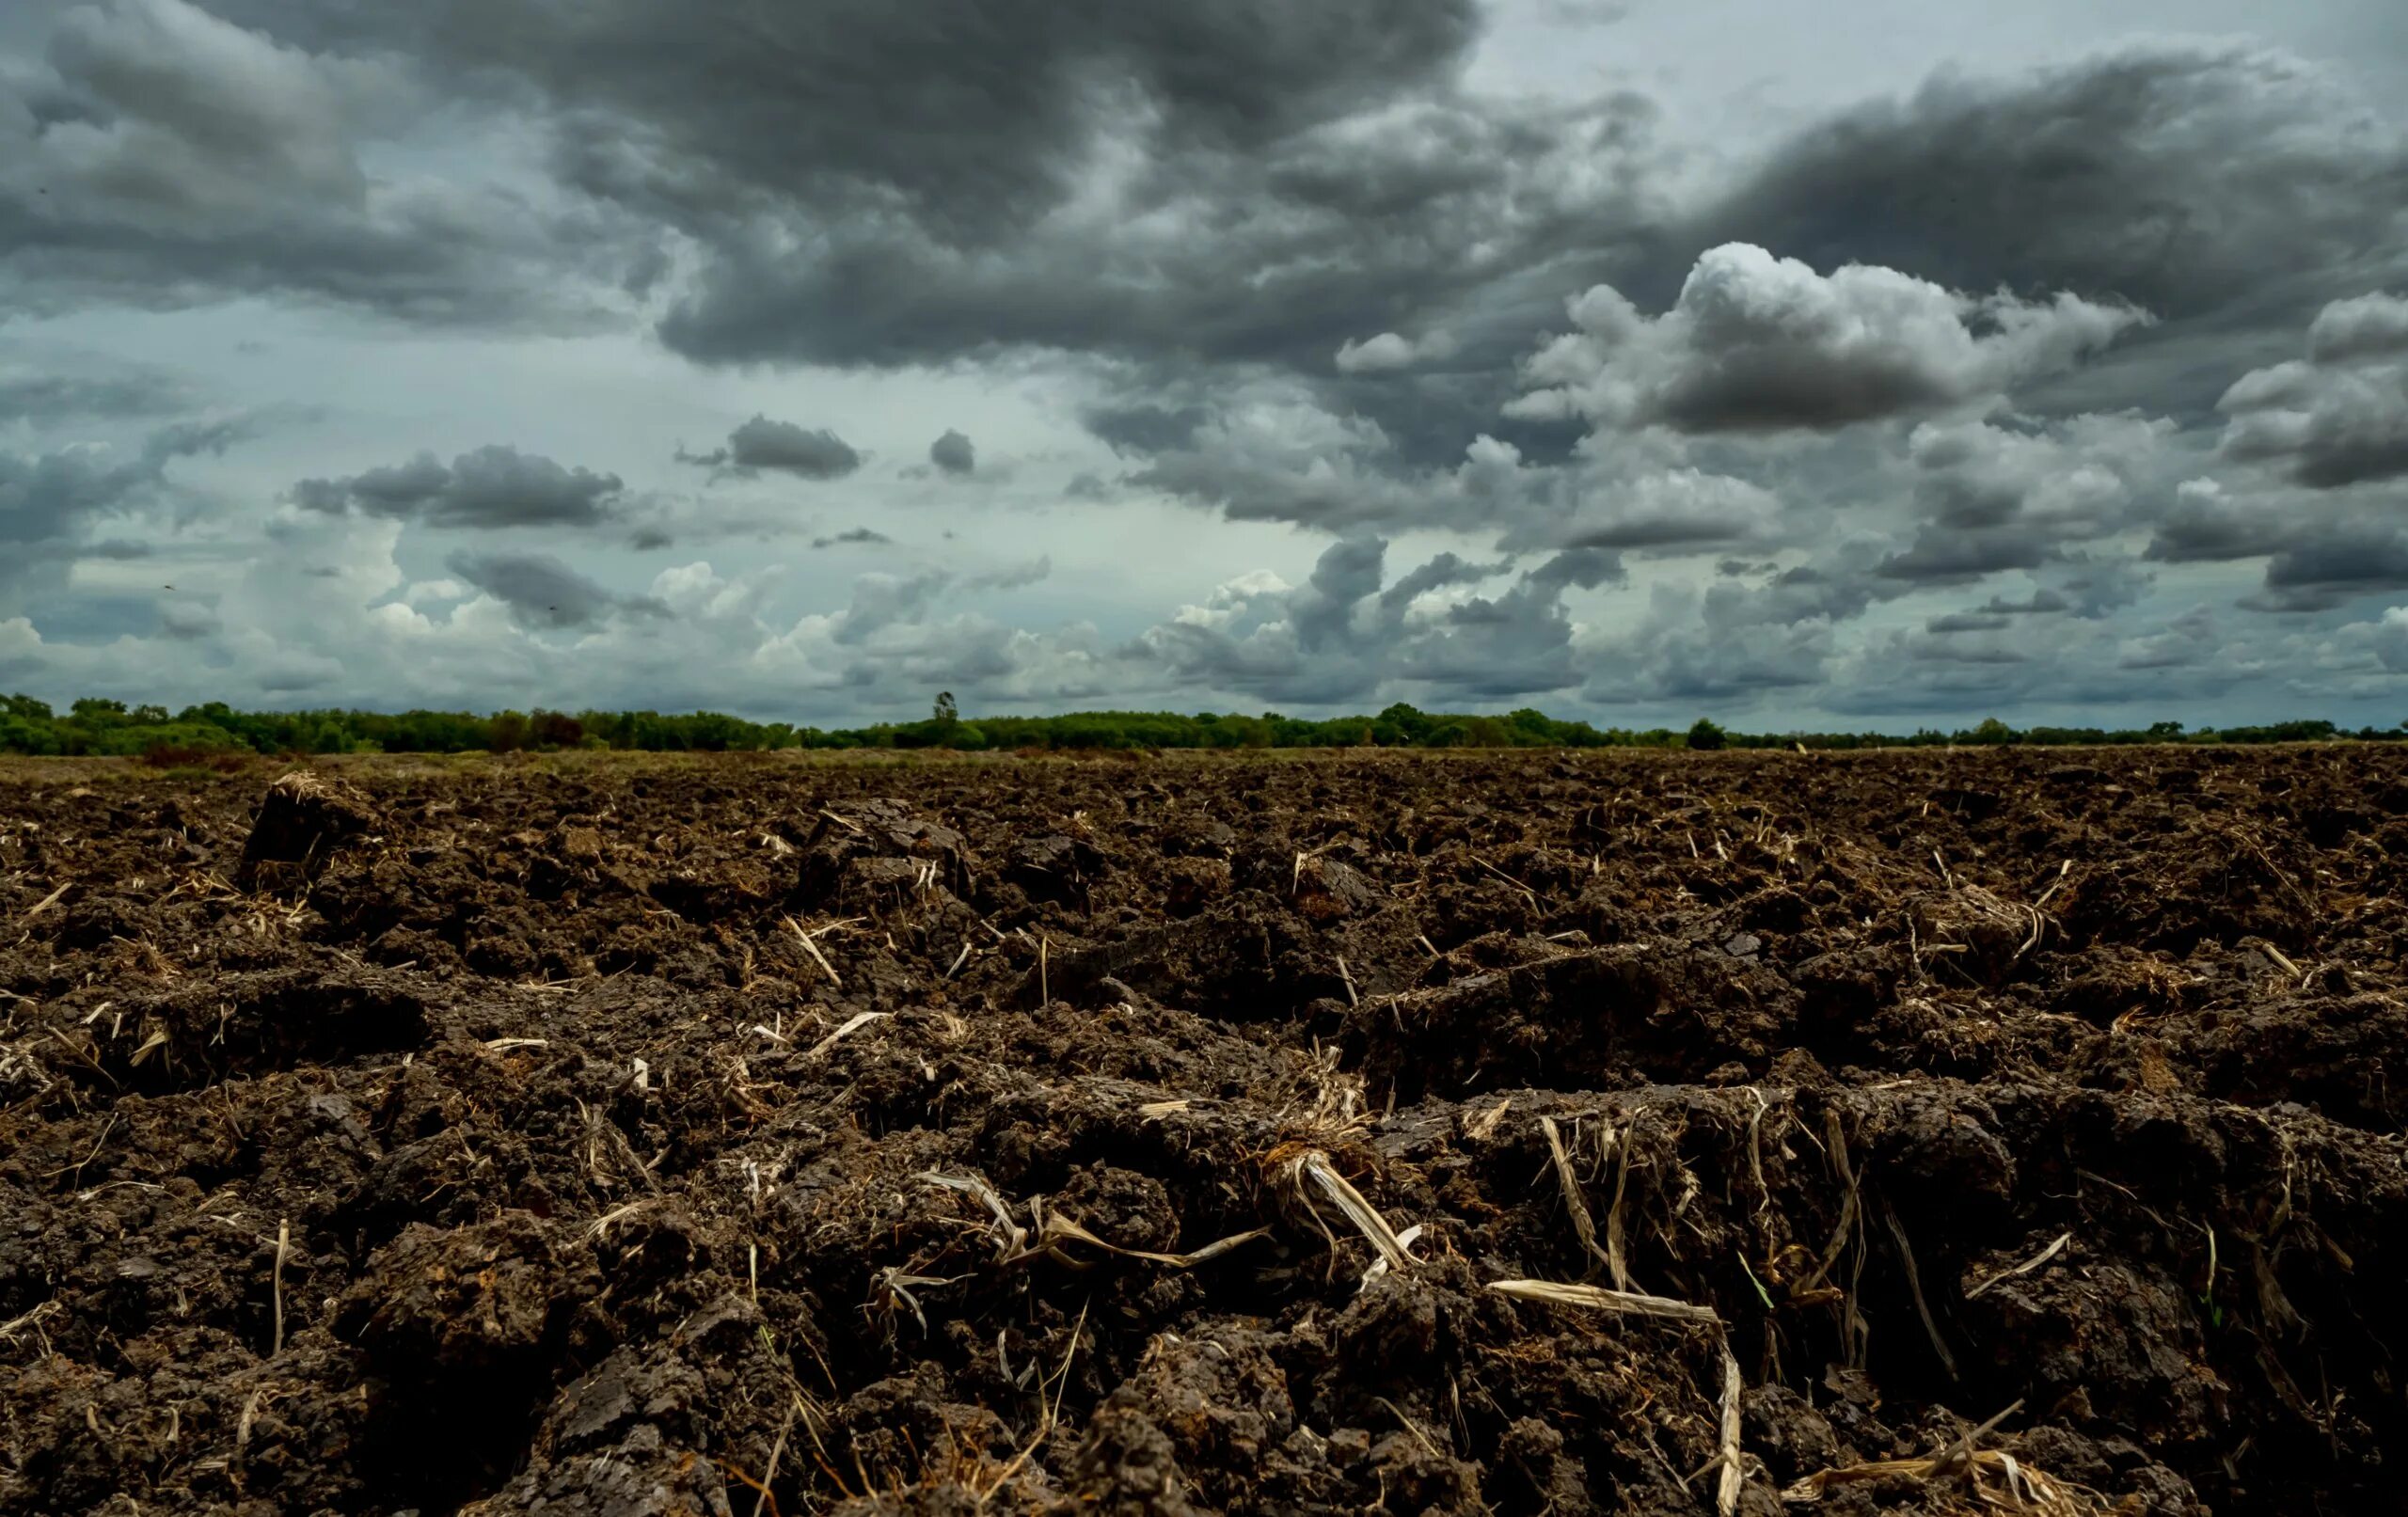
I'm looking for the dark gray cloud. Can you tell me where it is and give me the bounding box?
[640,90,1661,379]
[0,368,192,423]
[433,0,1480,242]
[835,570,953,645]
[1,0,642,326]
[0,415,246,576]
[295,444,624,528]
[1395,547,1617,697]
[2115,606,2222,672]
[2307,292,2408,365]
[1977,589,2069,615]
[1903,628,2029,666]
[351,1,1654,382]
[1505,466,1778,551]
[1875,527,2052,585]
[963,555,1050,591]
[2145,479,2283,562]
[1291,536,1387,653]
[928,429,976,477]
[198,0,1665,376]
[2218,294,2408,489]
[2247,521,2408,612]
[1583,567,1859,704]
[1334,329,1456,373]
[158,599,220,640]
[1683,45,2408,352]
[2050,557,2151,619]
[1121,404,1547,534]
[678,416,863,481]
[1377,550,1509,611]
[813,527,893,549]
[444,548,661,627]
[1925,611,2010,634]
[1082,403,1212,457]
[1873,416,2164,585]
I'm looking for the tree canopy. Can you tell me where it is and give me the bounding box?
[0,694,2389,759]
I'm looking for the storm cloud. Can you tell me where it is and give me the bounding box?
[678,416,863,481]
[1682,45,2408,340]
[295,446,626,529]
[0,0,642,326]
[928,430,976,477]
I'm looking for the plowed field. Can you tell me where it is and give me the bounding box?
[5,747,2405,1516]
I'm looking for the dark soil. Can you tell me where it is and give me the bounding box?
[5,746,2407,1516]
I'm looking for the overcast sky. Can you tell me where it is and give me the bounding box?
[5,0,2407,729]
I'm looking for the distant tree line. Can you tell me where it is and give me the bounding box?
[2,694,2397,760]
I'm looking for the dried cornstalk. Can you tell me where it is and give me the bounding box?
[784,914,862,986]
[1542,1115,1610,1273]
[1601,1121,1636,1293]
[876,1266,959,1334]
[1289,1149,1419,1274]
[270,1218,291,1356]
[919,1171,1032,1261]
[1486,1277,1719,1325]
[0,1300,61,1343]
[1717,1338,1744,1517]
[1466,1097,1513,1141]
[1782,1449,2096,1515]
[806,1010,889,1058]
[1038,1210,1271,1270]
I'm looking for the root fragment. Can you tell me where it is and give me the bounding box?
[1880,1199,1958,1381]
[1965,1232,2072,1300]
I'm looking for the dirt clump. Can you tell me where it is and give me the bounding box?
[235,769,382,892]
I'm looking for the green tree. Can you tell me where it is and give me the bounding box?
[1687,718,1727,751]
